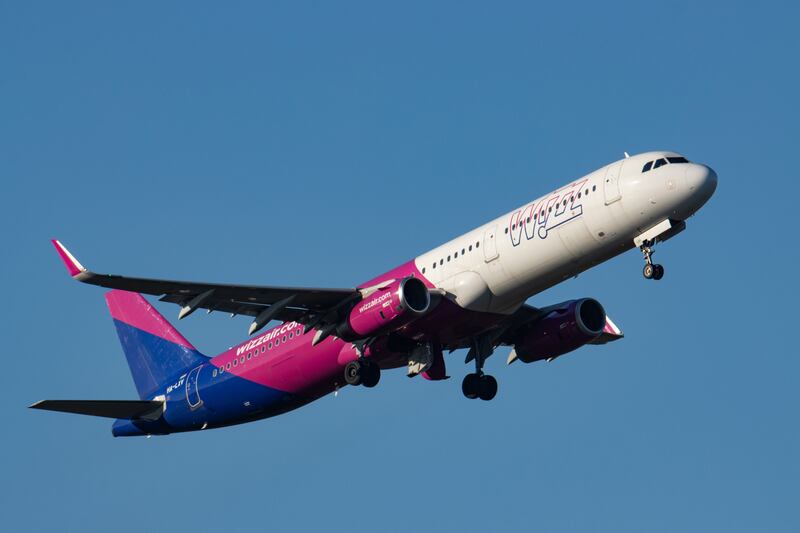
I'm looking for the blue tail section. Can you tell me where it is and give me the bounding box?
[106,290,207,399]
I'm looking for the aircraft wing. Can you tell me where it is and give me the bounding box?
[52,240,361,332]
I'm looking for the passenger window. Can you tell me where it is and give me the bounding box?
[577,192,581,198]
[275,339,280,347]
[585,189,589,195]
[642,161,653,172]
[432,263,436,269]
[226,363,231,370]
[505,227,509,234]
[654,158,667,169]
[447,255,451,262]
[282,335,287,342]
[476,242,480,248]
[261,346,265,353]
[592,185,596,191]
[454,252,458,258]
[422,267,426,273]
[469,245,473,251]
[240,356,245,363]
[462,248,465,254]
[289,332,293,339]
[247,353,252,360]
[440,259,443,265]
[233,359,238,367]
[268,342,273,349]
[213,369,217,377]
[526,216,531,223]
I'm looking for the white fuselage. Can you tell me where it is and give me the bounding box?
[415,151,717,314]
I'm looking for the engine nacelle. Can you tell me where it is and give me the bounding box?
[514,298,606,363]
[339,277,431,340]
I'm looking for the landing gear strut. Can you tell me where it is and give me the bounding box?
[640,240,664,280]
[462,337,498,401]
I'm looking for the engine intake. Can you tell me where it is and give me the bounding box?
[339,277,431,340]
[513,298,606,363]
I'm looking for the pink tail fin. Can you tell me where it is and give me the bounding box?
[105,290,206,399]
[106,290,196,350]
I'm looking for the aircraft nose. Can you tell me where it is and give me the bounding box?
[685,163,718,204]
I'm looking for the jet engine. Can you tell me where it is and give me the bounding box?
[338,277,431,340]
[512,298,606,363]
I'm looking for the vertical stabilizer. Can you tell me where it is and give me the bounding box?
[105,290,207,399]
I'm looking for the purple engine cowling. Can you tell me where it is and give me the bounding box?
[339,277,431,339]
[514,298,606,363]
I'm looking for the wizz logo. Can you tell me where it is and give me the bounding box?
[508,179,588,247]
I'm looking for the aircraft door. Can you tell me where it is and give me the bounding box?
[603,161,624,205]
[186,365,203,410]
[483,225,499,262]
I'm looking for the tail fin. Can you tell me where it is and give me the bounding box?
[106,290,207,399]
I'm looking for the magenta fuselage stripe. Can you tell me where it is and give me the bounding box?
[205,260,434,396]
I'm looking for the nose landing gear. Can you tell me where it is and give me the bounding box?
[640,240,664,280]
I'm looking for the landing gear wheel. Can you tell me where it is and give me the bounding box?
[462,373,481,399]
[344,360,362,386]
[361,362,381,388]
[643,263,655,279]
[652,264,664,280]
[478,375,498,401]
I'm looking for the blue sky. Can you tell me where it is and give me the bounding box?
[2,1,798,531]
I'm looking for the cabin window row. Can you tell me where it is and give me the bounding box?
[504,185,597,233]
[421,240,481,274]
[212,327,303,377]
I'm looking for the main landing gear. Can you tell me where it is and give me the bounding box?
[344,359,381,388]
[462,337,498,401]
[640,240,664,280]
[462,372,497,401]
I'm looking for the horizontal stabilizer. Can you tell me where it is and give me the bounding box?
[29,400,164,420]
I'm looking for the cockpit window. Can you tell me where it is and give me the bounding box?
[667,156,689,164]
[653,158,668,169]
[642,161,653,172]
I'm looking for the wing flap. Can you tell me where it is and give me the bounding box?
[30,400,164,420]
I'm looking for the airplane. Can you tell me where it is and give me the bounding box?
[31,151,717,436]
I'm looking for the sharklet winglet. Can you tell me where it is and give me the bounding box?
[51,239,87,278]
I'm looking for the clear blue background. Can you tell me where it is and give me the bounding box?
[2,1,797,531]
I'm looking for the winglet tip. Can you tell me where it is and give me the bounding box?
[51,239,86,277]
